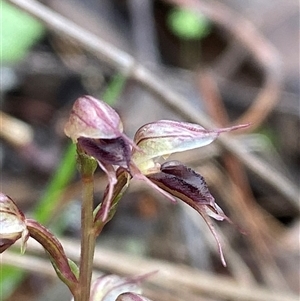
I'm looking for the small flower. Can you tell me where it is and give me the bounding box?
[64,96,136,220]
[0,192,29,253]
[132,120,249,265]
[64,95,124,143]
[0,192,78,292]
[64,96,248,265]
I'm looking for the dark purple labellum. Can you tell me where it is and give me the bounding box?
[148,160,213,207]
[147,160,229,266]
[78,136,132,171]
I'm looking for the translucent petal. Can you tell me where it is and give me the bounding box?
[133,120,248,169]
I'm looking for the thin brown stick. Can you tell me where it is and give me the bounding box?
[6,0,299,210]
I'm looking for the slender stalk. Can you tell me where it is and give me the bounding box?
[79,173,95,300]
[77,152,97,301]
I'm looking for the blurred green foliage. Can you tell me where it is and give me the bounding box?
[167,8,211,40]
[1,1,45,64]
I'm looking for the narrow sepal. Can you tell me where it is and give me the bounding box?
[94,167,131,225]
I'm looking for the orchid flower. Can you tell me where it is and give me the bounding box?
[64,96,248,265]
[131,120,249,266]
[64,96,176,221]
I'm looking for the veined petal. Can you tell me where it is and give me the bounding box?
[133,120,248,171]
[64,95,123,142]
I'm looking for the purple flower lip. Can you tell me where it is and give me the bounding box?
[77,137,132,172]
[147,161,235,266]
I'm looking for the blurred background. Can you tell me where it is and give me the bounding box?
[1,0,299,300]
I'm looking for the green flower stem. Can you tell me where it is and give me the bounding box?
[79,174,96,301]
[77,150,97,301]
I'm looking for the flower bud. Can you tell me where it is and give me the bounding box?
[0,193,28,253]
[64,95,124,142]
